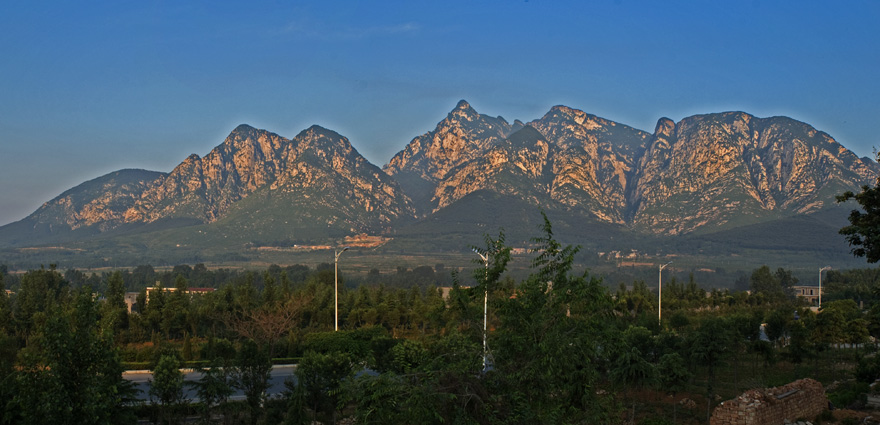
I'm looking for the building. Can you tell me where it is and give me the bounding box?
[124,286,216,314]
[792,285,822,306]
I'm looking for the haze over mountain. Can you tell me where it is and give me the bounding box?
[0,100,875,269]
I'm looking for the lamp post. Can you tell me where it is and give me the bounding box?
[334,247,349,331]
[819,266,831,309]
[658,262,672,324]
[473,249,489,372]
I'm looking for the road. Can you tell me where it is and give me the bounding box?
[123,364,297,402]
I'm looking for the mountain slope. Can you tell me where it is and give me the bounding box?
[383,100,513,214]
[0,102,876,268]
[0,169,166,247]
[629,112,877,234]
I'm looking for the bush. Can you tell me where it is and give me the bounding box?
[856,353,880,383]
[827,381,870,409]
[814,409,835,425]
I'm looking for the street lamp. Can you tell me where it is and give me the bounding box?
[334,247,349,331]
[473,248,489,372]
[819,266,831,309]
[658,262,672,324]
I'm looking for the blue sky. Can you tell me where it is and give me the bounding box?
[1,1,878,226]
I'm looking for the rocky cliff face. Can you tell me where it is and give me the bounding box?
[14,125,414,240]
[386,101,651,223]
[25,169,166,232]
[529,105,651,223]
[385,102,877,234]
[3,102,876,248]
[384,100,514,213]
[123,125,292,223]
[629,112,877,234]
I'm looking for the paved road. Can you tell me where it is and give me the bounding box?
[123,365,297,402]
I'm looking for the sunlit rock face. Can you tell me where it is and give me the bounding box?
[386,103,877,235]
[386,102,650,223]
[384,100,514,215]
[385,101,651,223]
[7,103,878,243]
[629,112,877,234]
[30,169,166,232]
[528,105,651,224]
[121,124,413,232]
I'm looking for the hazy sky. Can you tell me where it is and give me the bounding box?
[1,1,878,226]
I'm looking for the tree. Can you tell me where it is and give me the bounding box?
[192,358,235,424]
[15,288,134,425]
[233,340,273,425]
[103,271,129,336]
[749,266,795,303]
[493,212,617,423]
[689,317,732,423]
[222,295,310,359]
[839,163,880,262]
[657,353,692,424]
[295,350,354,423]
[611,344,656,422]
[0,271,11,333]
[14,266,69,336]
[150,354,184,424]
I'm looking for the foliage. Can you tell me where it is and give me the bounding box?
[295,350,354,420]
[233,339,273,425]
[14,288,134,425]
[150,354,184,423]
[492,211,617,424]
[191,358,235,423]
[4,212,880,423]
[838,164,880,263]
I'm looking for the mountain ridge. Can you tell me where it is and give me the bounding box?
[1,101,875,263]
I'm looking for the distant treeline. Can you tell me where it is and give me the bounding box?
[0,261,457,295]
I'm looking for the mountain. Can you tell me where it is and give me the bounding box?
[0,100,876,270]
[386,103,877,238]
[383,100,514,215]
[527,105,651,223]
[0,169,167,246]
[629,112,878,234]
[0,125,414,249]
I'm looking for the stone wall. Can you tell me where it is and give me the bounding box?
[710,379,827,425]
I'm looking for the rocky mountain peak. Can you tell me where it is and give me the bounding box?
[4,103,877,254]
[446,99,481,122]
[231,123,257,134]
[653,117,676,138]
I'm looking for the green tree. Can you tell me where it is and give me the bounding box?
[15,288,134,425]
[493,213,616,423]
[233,340,273,425]
[192,358,235,424]
[657,353,692,424]
[749,266,795,303]
[689,317,732,423]
[838,165,880,263]
[0,271,11,333]
[103,271,129,336]
[296,350,354,423]
[150,354,184,424]
[162,275,190,339]
[14,266,69,336]
[611,344,656,422]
